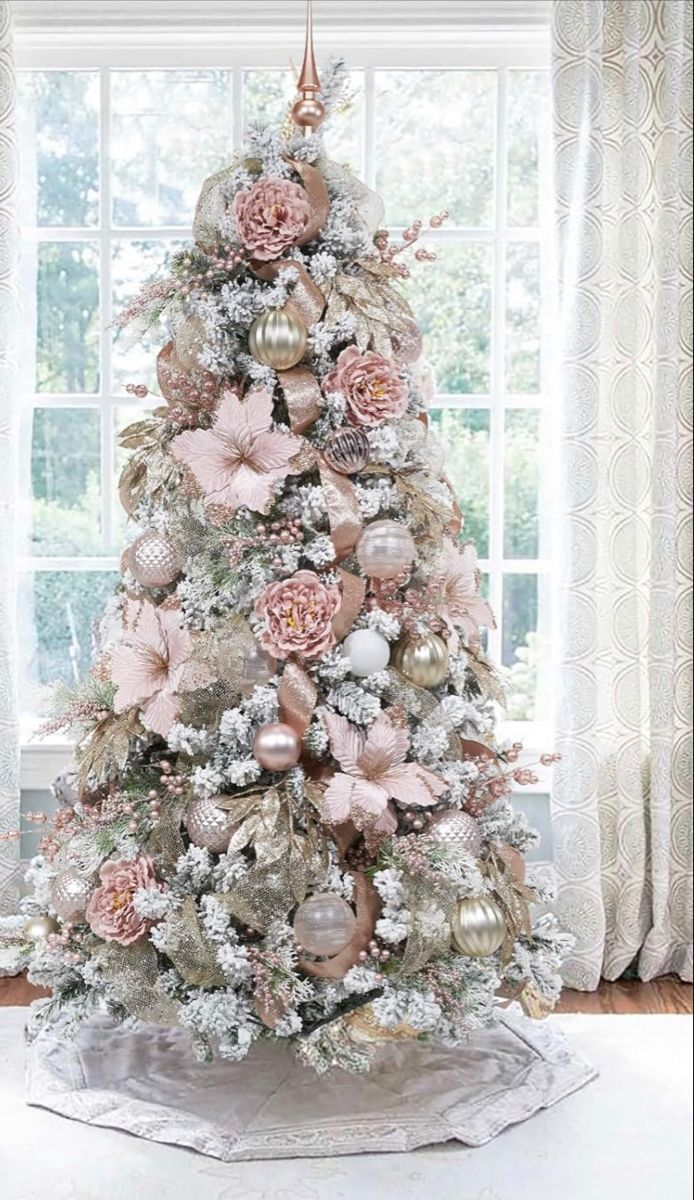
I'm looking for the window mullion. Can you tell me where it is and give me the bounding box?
[99,67,113,552]
[487,65,508,668]
[364,66,376,190]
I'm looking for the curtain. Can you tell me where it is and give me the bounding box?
[0,0,20,915]
[551,0,693,988]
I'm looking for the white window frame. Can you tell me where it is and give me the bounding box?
[14,13,554,795]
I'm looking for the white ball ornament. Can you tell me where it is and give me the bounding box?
[356,519,416,580]
[293,893,357,957]
[344,629,391,677]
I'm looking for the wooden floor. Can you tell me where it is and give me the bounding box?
[0,972,691,1013]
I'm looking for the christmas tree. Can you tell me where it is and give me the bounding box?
[12,51,569,1074]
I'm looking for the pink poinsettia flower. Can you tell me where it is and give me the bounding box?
[439,540,496,650]
[171,388,300,514]
[111,600,192,737]
[322,711,448,828]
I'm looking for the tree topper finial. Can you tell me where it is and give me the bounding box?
[292,0,325,134]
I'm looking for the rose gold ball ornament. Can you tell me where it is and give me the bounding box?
[253,722,302,771]
[240,643,278,696]
[324,427,370,475]
[23,914,60,942]
[186,795,238,854]
[248,308,307,371]
[128,529,181,589]
[428,809,482,858]
[293,893,357,956]
[391,631,449,689]
[451,896,506,958]
[356,520,416,580]
[51,867,93,921]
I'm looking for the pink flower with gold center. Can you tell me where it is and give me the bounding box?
[323,346,408,427]
[254,569,342,661]
[439,539,496,651]
[86,855,165,946]
[110,600,192,737]
[233,176,312,261]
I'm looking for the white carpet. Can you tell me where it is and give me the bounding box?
[0,1011,692,1200]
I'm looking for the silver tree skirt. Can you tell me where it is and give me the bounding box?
[25,1008,597,1161]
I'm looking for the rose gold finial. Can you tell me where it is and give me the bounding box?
[292,0,325,134]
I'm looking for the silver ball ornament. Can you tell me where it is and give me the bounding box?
[186,795,238,854]
[293,893,357,956]
[51,868,93,921]
[356,519,416,580]
[391,631,449,688]
[451,896,506,958]
[249,307,308,371]
[24,914,60,942]
[128,530,181,589]
[253,723,302,771]
[428,809,482,858]
[344,629,391,677]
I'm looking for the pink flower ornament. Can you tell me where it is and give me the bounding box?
[111,600,192,737]
[86,855,165,946]
[254,570,342,661]
[323,346,408,427]
[439,540,496,650]
[171,388,300,515]
[233,176,312,262]
[322,711,448,828]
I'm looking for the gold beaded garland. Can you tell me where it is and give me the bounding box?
[391,631,449,689]
[451,896,506,958]
[248,308,308,370]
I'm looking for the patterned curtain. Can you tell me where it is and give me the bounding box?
[551,0,693,988]
[0,0,20,915]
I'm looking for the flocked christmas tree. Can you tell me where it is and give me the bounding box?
[8,37,570,1073]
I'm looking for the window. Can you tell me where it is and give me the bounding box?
[15,36,554,778]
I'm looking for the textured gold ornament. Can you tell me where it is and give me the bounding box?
[451,896,506,958]
[23,914,60,942]
[391,631,450,689]
[248,308,308,370]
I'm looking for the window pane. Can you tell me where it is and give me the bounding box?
[406,243,492,394]
[20,571,120,713]
[111,239,184,392]
[31,408,101,555]
[507,71,549,228]
[505,242,541,393]
[429,408,489,556]
[111,70,233,226]
[504,409,540,559]
[243,69,364,172]
[375,71,495,228]
[502,573,551,721]
[18,71,99,227]
[36,242,100,393]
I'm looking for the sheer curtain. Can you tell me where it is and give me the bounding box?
[551,0,693,988]
[0,0,20,915]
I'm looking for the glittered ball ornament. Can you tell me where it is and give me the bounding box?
[293,893,357,956]
[128,529,181,589]
[186,795,238,854]
[391,631,449,688]
[240,643,278,696]
[51,867,93,921]
[356,520,416,580]
[344,629,391,677]
[428,809,482,858]
[451,896,506,958]
[253,722,302,771]
[323,427,370,475]
[248,307,308,371]
[23,914,60,942]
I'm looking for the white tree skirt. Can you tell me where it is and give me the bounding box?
[0,1010,692,1199]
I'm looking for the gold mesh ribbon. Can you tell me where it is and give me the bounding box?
[147,795,187,870]
[279,366,322,435]
[396,877,456,977]
[162,896,226,987]
[95,940,181,1026]
[278,658,318,736]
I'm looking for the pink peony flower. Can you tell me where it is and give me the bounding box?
[86,855,165,946]
[322,711,448,827]
[254,569,341,661]
[111,600,192,737]
[171,388,300,515]
[439,540,496,651]
[323,346,408,427]
[233,175,312,261]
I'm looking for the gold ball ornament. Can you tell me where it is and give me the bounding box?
[248,308,308,371]
[391,631,450,689]
[128,529,181,589]
[451,896,506,958]
[23,914,60,942]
